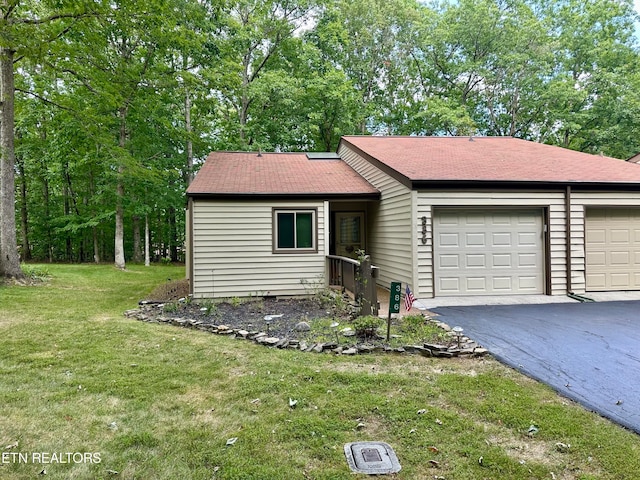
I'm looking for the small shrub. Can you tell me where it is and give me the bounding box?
[21,264,51,282]
[401,314,427,334]
[163,302,179,313]
[395,315,449,345]
[199,299,217,315]
[301,276,350,313]
[249,291,266,311]
[160,256,172,266]
[318,289,348,311]
[352,315,382,337]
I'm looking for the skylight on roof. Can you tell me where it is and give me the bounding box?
[306,152,341,160]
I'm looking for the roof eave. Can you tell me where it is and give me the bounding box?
[187,192,381,201]
[411,179,640,190]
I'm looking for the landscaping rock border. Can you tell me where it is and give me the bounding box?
[124,303,488,358]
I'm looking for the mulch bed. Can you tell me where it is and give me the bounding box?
[130,280,488,357]
[140,279,353,339]
[152,297,351,339]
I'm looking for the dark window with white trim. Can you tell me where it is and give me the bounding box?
[274,209,317,252]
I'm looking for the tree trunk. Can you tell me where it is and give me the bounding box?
[89,170,100,263]
[16,150,32,261]
[63,180,72,261]
[144,213,150,267]
[114,173,125,269]
[185,88,193,185]
[132,215,142,262]
[93,227,100,263]
[114,106,127,270]
[42,165,53,263]
[0,46,23,278]
[169,206,177,261]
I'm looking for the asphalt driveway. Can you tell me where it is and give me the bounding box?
[431,301,640,434]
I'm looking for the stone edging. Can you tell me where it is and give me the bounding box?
[124,305,488,358]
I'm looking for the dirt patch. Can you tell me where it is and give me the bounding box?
[140,280,354,339]
[155,297,350,339]
[144,279,190,302]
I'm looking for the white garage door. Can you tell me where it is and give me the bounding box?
[585,208,640,291]
[434,208,545,296]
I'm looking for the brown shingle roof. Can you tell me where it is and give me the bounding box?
[187,151,380,197]
[341,136,640,184]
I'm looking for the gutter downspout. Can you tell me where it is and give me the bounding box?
[565,186,572,294]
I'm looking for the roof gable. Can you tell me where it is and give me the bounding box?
[340,136,640,185]
[187,151,380,198]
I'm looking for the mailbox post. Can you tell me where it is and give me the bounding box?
[387,282,401,341]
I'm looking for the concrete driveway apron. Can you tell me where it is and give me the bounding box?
[431,301,640,434]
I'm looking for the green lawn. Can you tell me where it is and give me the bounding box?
[1,264,640,479]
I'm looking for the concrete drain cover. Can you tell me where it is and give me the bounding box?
[344,441,401,475]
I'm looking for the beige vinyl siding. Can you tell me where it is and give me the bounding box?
[185,201,192,282]
[191,200,326,298]
[339,146,414,290]
[570,192,640,293]
[417,191,567,297]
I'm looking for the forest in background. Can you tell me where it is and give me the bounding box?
[2,0,640,270]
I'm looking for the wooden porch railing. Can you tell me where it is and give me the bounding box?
[327,255,379,316]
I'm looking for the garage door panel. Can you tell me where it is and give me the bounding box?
[466,277,487,291]
[586,251,606,266]
[466,254,486,268]
[518,253,538,267]
[439,233,460,247]
[586,273,606,289]
[437,214,460,226]
[434,209,544,296]
[466,215,485,225]
[518,276,539,290]
[610,229,629,244]
[491,215,510,225]
[492,254,511,267]
[492,232,512,246]
[439,277,460,293]
[439,254,459,268]
[610,273,631,288]
[518,232,538,246]
[492,277,513,291]
[586,208,640,291]
[466,233,486,247]
[586,229,606,244]
[610,251,630,265]
[517,214,537,225]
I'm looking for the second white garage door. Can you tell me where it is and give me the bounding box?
[585,207,640,291]
[434,208,545,296]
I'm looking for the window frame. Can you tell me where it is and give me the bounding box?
[272,208,318,254]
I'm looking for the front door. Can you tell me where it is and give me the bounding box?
[335,212,365,259]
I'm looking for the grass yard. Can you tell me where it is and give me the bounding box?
[1,264,640,479]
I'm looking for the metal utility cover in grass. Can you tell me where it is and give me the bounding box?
[344,441,401,474]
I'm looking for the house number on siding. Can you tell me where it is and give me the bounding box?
[421,216,427,245]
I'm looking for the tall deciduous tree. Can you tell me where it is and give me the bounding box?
[535,0,639,154]
[1,0,101,278]
[310,0,422,135]
[55,0,193,269]
[210,0,317,150]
